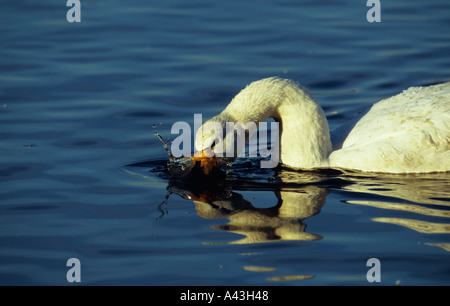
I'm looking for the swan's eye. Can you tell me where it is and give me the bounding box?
[209,138,219,151]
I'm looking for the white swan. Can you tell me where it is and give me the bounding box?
[195,77,450,173]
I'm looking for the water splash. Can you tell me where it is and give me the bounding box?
[154,131,233,178]
[154,131,173,159]
[154,131,201,178]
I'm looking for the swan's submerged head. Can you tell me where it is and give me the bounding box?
[166,152,223,178]
[192,149,218,175]
[155,131,222,178]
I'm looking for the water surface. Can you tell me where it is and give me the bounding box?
[0,0,449,285]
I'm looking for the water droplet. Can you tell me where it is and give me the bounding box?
[155,131,176,166]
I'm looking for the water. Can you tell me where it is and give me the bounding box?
[1,0,449,285]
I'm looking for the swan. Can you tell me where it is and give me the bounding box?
[194,77,450,173]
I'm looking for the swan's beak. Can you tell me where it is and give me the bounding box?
[192,150,217,175]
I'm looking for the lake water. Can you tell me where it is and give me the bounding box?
[1,0,449,286]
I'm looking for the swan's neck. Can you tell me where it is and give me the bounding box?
[222,78,332,169]
[275,98,332,168]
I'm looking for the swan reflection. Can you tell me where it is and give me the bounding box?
[192,185,328,244]
[161,168,332,244]
[160,165,450,248]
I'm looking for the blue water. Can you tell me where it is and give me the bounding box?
[1,0,449,285]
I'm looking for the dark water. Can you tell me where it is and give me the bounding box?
[1,0,449,285]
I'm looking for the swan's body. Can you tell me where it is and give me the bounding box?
[195,77,450,173]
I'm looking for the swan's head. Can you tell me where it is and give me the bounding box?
[194,114,250,159]
[191,115,231,176]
